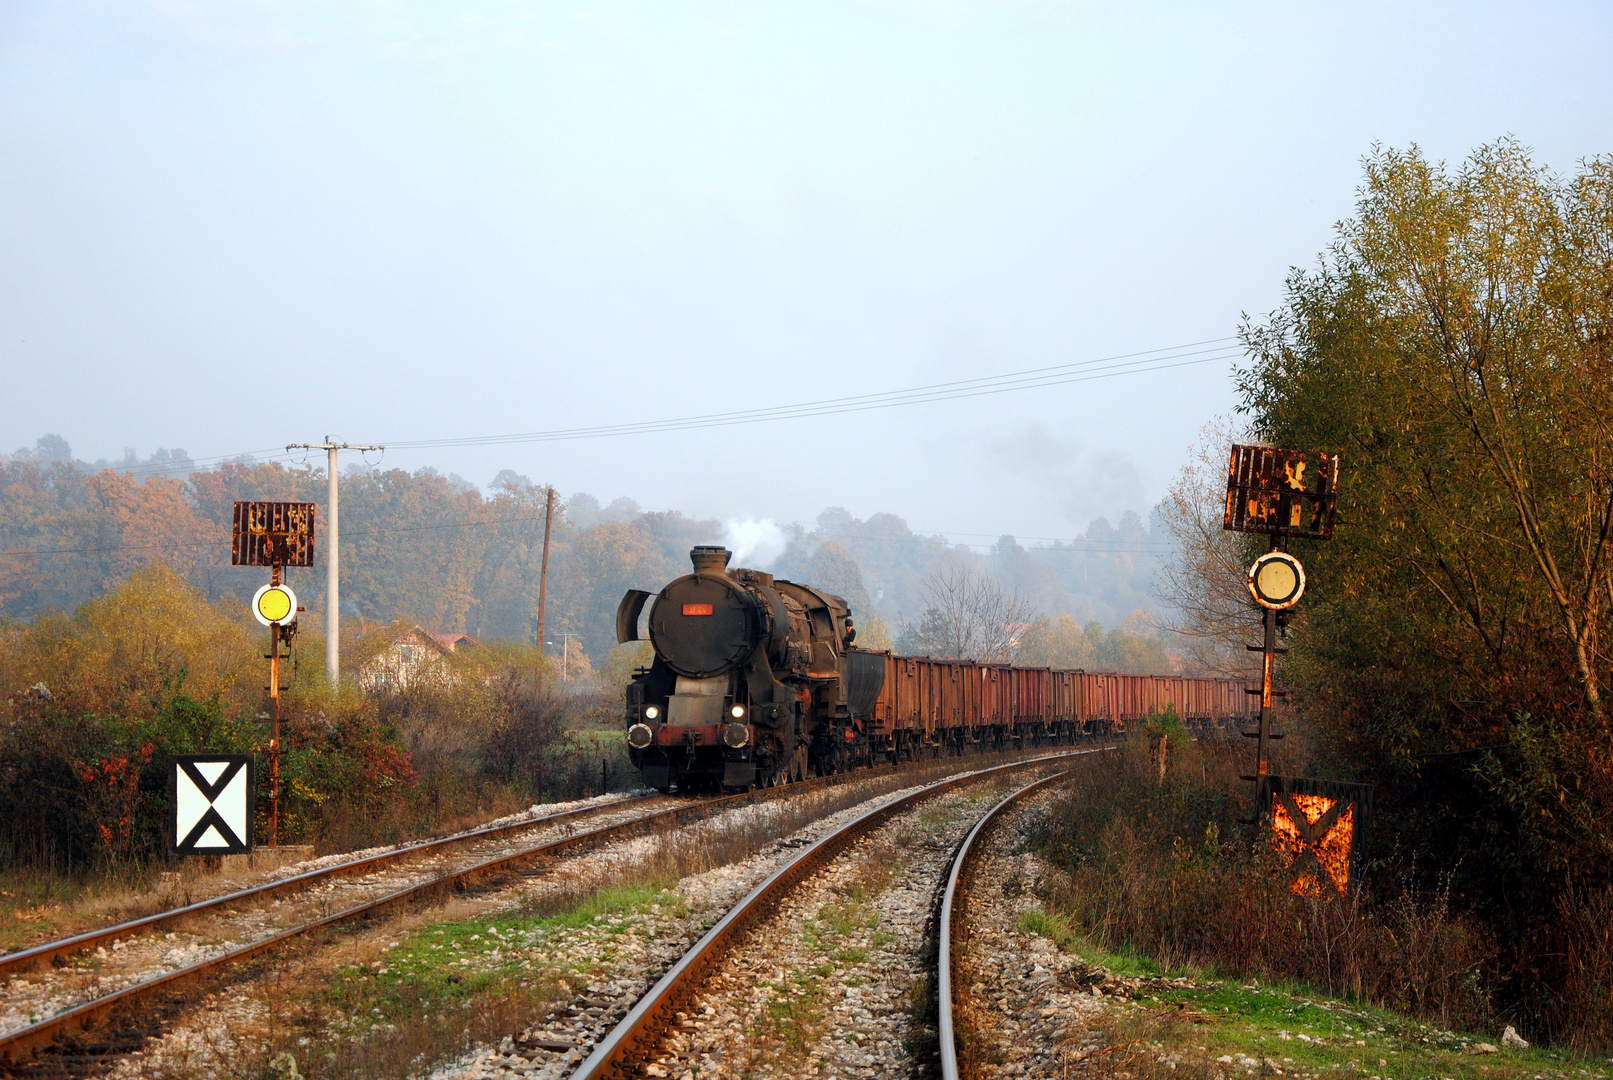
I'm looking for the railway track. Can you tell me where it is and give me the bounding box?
[0,792,663,981]
[564,749,1100,1080]
[937,769,1074,1080]
[0,743,1088,1072]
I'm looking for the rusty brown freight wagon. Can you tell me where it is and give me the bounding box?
[857,652,1252,761]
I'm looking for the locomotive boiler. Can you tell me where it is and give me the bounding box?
[615,545,884,792]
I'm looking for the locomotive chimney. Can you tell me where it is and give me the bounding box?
[690,546,732,575]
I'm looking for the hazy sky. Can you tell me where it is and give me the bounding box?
[4,2,1610,546]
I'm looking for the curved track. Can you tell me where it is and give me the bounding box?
[565,749,1098,1080]
[937,769,1074,1080]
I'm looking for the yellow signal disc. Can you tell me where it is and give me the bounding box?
[1248,552,1305,609]
[258,588,293,623]
[1257,560,1296,600]
[251,583,298,626]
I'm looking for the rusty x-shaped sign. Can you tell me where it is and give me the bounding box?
[1272,791,1354,897]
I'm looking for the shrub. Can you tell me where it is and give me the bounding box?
[0,568,634,878]
[1033,737,1495,1033]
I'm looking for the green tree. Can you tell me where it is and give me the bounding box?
[1237,140,1613,1044]
[1250,141,1613,718]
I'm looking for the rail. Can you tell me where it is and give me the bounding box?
[0,743,1091,1064]
[938,768,1076,1080]
[567,748,1103,1080]
[0,793,664,980]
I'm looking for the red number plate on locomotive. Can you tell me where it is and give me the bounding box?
[682,603,714,616]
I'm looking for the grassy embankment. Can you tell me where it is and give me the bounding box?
[1017,905,1596,1080]
[1011,724,1611,1078]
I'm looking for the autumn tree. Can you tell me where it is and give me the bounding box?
[1238,139,1613,1044]
[546,519,676,663]
[1016,613,1096,669]
[897,564,1031,662]
[0,563,257,719]
[772,538,873,614]
[1155,416,1263,677]
[1087,613,1176,674]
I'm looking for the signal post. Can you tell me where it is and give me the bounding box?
[1223,446,1369,898]
[233,500,316,847]
[1224,444,1339,780]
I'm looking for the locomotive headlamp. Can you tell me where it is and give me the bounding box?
[627,723,654,749]
[730,704,746,719]
[722,722,751,749]
[643,705,660,720]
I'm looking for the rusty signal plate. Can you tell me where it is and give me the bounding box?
[232,501,316,567]
[1260,775,1371,898]
[1224,444,1340,539]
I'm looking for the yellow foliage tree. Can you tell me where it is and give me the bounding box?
[0,564,257,718]
[1016,614,1096,669]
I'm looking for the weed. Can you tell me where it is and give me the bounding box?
[1030,737,1497,1034]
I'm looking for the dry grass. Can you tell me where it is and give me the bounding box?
[1034,737,1613,1054]
[1031,737,1497,1037]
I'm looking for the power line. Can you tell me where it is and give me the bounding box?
[2,334,1236,557]
[29,335,1239,475]
[388,339,1240,450]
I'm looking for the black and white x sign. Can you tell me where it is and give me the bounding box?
[171,755,255,854]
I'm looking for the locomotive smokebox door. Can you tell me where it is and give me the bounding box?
[649,547,761,678]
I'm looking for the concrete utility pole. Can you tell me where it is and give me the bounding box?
[546,633,572,681]
[287,436,383,683]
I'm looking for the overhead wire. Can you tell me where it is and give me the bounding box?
[387,338,1240,449]
[2,334,1236,558]
[15,335,1239,473]
[1,510,1175,558]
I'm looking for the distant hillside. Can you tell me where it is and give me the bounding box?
[1,436,1176,668]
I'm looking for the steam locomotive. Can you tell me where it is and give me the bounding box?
[616,545,1252,792]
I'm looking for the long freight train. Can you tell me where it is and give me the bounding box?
[617,545,1253,792]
